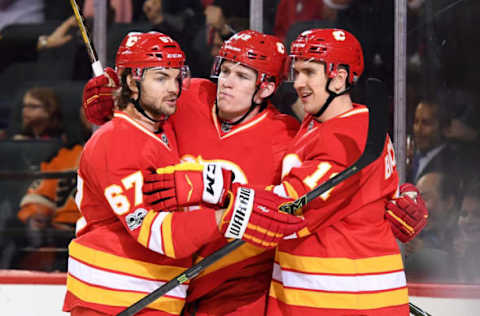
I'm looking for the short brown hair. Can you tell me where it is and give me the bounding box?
[23,87,64,138]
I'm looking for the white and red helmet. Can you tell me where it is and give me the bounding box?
[211,30,287,88]
[289,28,364,85]
[116,31,190,83]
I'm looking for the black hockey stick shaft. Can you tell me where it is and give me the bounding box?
[117,239,244,316]
[409,302,432,316]
[118,79,428,316]
[69,0,104,76]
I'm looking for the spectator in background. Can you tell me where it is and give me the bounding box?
[453,176,480,283]
[11,107,92,272]
[443,89,480,149]
[0,0,44,31]
[274,0,327,41]
[190,0,249,77]
[140,0,205,76]
[409,96,458,182]
[0,16,77,73]
[83,0,133,23]
[12,87,65,141]
[404,169,461,282]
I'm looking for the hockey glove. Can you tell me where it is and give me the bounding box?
[82,67,119,125]
[143,162,234,212]
[219,184,306,248]
[386,183,428,243]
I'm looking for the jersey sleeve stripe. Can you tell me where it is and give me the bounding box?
[137,210,158,248]
[161,213,176,258]
[148,211,170,254]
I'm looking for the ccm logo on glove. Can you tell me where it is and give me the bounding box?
[203,164,228,205]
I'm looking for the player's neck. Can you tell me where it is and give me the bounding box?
[219,105,260,125]
[125,104,163,132]
[315,94,353,122]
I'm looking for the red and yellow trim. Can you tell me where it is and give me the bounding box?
[270,279,408,310]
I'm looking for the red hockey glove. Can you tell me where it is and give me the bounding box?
[143,162,234,212]
[219,184,306,248]
[82,67,119,125]
[385,183,428,243]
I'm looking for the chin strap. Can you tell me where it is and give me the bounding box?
[129,81,168,123]
[314,78,353,118]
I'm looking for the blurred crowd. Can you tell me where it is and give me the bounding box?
[0,0,478,285]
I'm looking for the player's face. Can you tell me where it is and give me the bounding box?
[216,61,257,121]
[22,92,49,128]
[293,59,329,115]
[413,102,442,153]
[140,67,181,118]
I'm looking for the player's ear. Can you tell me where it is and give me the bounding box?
[331,68,348,93]
[127,74,139,93]
[254,81,275,103]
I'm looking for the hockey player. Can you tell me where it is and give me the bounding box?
[166,30,302,315]
[262,28,410,315]
[81,30,426,315]
[63,31,303,316]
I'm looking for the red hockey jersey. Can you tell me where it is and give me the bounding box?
[267,105,409,315]
[63,112,220,315]
[170,78,300,315]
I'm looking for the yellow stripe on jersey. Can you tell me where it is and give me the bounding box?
[243,233,278,248]
[162,213,175,258]
[155,162,204,174]
[282,181,299,199]
[195,242,266,277]
[138,211,157,248]
[69,241,186,279]
[269,279,409,310]
[247,223,283,238]
[277,251,404,274]
[67,274,184,314]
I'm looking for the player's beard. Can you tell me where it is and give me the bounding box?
[141,98,176,118]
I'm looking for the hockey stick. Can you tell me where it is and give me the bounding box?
[117,78,397,316]
[69,0,104,76]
